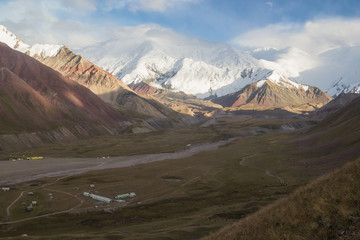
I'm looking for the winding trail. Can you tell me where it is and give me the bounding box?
[239,153,286,185]
[2,175,84,225]
[2,199,84,225]
[6,191,24,220]
[265,170,285,185]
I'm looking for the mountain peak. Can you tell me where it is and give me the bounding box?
[0,25,29,52]
[0,25,64,59]
[212,74,331,110]
[79,28,267,99]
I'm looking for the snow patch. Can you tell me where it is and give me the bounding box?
[0,25,62,58]
[256,80,266,88]
[27,44,63,58]
[302,85,309,91]
[294,46,360,96]
[0,25,29,52]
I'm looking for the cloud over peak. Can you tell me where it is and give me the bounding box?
[232,18,360,55]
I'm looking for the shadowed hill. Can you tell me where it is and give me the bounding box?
[0,42,130,137]
[290,95,360,170]
[312,95,360,132]
[312,93,360,119]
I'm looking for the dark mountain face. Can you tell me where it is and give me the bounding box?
[0,42,130,134]
[312,93,360,119]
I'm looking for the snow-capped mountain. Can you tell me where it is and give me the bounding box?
[295,46,360,96]
[251,47,320,78]
[0,25,62,58]
[79,25,297,99]
[212,71,332,110]
[250,46,360,96]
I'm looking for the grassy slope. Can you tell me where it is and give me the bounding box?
[203,157,360,240]
[203,96,360,240]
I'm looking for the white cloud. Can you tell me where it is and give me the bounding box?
[0,0,104,48]
[102,0,201,13]
[233,18,360,55]
[0,0,202,49]
[265,1,273,8]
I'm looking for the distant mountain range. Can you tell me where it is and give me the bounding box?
[4,24,359,116]
[250,46,360,97]
[77,25,359,98]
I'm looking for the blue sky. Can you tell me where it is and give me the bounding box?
[61,0,360,42]
[0,0,360,50]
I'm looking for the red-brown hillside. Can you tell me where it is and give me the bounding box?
[128,82,162,95]
[212,80,332,110]
[0,42,129,134]
[34,46,187,120]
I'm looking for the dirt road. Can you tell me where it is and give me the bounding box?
[0,139,235,185]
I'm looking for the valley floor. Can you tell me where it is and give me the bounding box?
[0,138,234,185]
[0,117,356,239]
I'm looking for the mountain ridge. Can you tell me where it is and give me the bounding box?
[212,74,332,112]
[0,42,130,142]
[0,26,189,122]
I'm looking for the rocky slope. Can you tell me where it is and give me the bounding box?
[33,45,184,121]
[0,43,131,148]
[212,72,332,112]
[129,82,222,117]
[34,46,131,104]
